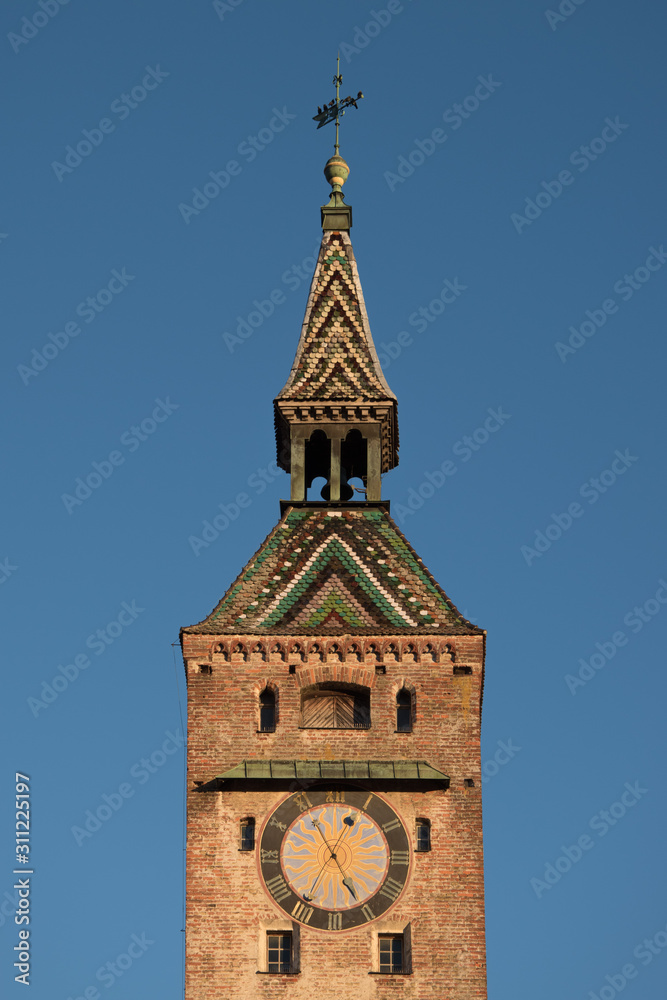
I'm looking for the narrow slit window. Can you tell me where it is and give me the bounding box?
[259,687,276,732]
[416,818,431,852]
[396,688,412,732]
[240,817,255,851]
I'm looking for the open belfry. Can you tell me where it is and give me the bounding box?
[180,66,488,999]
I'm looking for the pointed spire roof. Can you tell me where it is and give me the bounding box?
[181,507,481,636]
[275,229,396,405]
[273,148,399,477]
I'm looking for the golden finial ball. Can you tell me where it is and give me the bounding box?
[324,155,350,188]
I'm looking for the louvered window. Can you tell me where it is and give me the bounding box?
[301,685,370,729]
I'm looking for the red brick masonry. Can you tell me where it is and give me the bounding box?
[182,633,488,1000]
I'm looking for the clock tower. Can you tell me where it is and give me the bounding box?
[181,142,488,998]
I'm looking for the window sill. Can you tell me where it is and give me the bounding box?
[369,970,413,976]
[256,970,300,976]
[298,725,371,731]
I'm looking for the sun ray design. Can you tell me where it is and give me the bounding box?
[281,805,389,910]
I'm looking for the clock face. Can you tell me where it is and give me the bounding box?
[259,788,410,931]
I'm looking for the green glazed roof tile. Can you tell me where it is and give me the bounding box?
[181,506,482,636]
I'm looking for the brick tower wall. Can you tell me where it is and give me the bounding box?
[182,632,487,1000]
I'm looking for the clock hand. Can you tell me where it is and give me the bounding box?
[302,815,337,901]
[302,862,328,901]
[329,812,357,857]
[311,815,345,861]
[341,875,358,900]
[308,811,360,903]
[313,811,356,861]
[302,869,325,901]
[317,816,360,898]
[310,815,331,846]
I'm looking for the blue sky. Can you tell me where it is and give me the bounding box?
[2,0,666,997]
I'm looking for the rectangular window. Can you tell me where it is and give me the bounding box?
[259,688,276,732]
[267,932,292,974]
[240,817,255,851]
[396,689,412,732]
[379,934,403,974]
[416,819,431,852]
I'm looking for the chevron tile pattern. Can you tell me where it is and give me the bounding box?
[276,232,395,403]
[183,507,480,636]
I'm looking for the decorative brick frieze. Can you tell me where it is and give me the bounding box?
[204,636,461,668]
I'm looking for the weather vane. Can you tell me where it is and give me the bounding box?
[312,53,364,154]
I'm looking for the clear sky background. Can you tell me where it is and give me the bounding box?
[2,1,666,997]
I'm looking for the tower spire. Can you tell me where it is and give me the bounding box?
[181,56,488,1000]
[274,66,396,504]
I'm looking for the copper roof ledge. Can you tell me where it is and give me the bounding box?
[200,759,450,792]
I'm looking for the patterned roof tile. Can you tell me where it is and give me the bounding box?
[275,231,396,404]
[182,506,482,636]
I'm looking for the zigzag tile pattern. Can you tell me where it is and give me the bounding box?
[183,508,481,636]
[276,233,394,402]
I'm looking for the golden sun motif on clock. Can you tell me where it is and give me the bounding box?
[259,789,411,931]
[281,805,389,909]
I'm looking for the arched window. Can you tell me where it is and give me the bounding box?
[240,817,255,851]
[259,688,276,732]
[416,818,431,852]
[396,688,412,732]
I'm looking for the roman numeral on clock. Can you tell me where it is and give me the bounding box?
[382,818,401,833]
[291,901,314,923]
[294,792,313,812]
[360,903,375,922]
[379,877,404,902]
[327,912,342,930]
[326,790,345,803]
[265,874,291,902]
[391,850,410,865]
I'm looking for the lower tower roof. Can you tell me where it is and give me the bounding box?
[181,505,482,637]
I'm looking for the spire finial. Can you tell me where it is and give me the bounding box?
[314,57,364,230]
[335,53,342,154]
[312,54,364,160]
